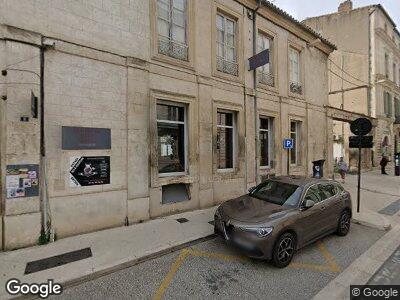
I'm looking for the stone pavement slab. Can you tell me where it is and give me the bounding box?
[313,225,400,300]
[0,206,217,300]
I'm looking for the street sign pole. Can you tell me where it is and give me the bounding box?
[357,137,362,213]
[287,148,290,176]
[349,117,373,214]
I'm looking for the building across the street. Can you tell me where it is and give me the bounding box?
[304,0,400,171]
[0,0,336,250]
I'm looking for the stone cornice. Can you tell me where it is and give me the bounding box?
[235,0,336,56]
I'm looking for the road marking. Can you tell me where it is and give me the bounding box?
[152,249,190,300]
[152,240,340,299]
[317,241,341,273]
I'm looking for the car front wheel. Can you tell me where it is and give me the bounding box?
[336,210,351,236]
[272,232,295,268]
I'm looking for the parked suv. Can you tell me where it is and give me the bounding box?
[214,176,352,268]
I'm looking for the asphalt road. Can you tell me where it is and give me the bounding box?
[53,223,384,300]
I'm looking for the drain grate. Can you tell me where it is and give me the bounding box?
[379,199,400,216]
[176,218,189,223]
[24,247,92,275]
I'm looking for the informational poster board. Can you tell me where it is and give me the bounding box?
[69,156,110,187]
[6,164,39,198]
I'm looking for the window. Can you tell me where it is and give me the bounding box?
[304,185,322,204]
[157,0,188,61]
[384,91,392,117]
[395,98,400,121]
[217,110,235,169]
[257,33,274,87]
[289,48,302,94]
[319,183,337,199]
[250,180,302,207]
[216,13,238,76]
[385,53,389,78]
[393,63,397,83]
[157,102,187,174]
[290,121,301,165]
[259,117,273,167]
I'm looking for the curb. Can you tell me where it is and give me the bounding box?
[313,225,400,300]
[13,234,216,300]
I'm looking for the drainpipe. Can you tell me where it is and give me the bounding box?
[39,38,55,243]
[367,8,375,117]
[253,0,261,184]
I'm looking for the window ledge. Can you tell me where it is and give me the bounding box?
[217,168,235,173]
[158,175,195,187]
[151,53,195,71]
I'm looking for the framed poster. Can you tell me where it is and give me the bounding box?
[69,156,110,187]
[6,164,39,198]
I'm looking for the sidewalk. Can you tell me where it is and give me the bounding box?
[0,206,217,300]
[314,170,400,299]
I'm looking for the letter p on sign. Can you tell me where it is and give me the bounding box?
[283,138,294,149]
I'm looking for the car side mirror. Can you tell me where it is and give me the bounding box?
[303,199,315,210]
[248,187,256,194]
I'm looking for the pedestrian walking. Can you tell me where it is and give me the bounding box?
[380,155,389,175]
[337,157,348,183]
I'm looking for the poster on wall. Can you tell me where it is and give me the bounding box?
[69,156,110,187]
[6,164,39,198]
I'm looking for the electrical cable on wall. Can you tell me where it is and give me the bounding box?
[328,58,369,85]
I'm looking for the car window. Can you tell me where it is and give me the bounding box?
[319,183,336,199]
[304,185,322,204]
[250,180,302,207]
[334,183,344,194]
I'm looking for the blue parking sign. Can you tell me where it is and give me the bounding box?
[283,138,294,149]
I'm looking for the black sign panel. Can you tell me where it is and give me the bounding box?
[349,135,374,148]
[62,126,111,150]
[248,49,269,71]
[69,156,110,187]
[31,91,38,118]
[350,118,372,136]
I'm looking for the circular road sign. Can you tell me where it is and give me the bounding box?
[350,118,372,136]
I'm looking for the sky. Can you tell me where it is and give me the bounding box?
[271,0,400,26]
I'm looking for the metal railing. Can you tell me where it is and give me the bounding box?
[290,81,302,95]
[258,71,275,87]
[216,56,238,76]
[158,36,188,61]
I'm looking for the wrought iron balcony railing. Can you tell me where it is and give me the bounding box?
[258,71,275,87]
[216,56,238,76]
[158,36,188,61]
[290,81,302,95]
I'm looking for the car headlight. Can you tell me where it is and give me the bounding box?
[239,226,273,238]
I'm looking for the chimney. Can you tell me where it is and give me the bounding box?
[338,0,353,13]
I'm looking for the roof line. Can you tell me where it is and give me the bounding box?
[303,3,399,38]
[260,0,337,50]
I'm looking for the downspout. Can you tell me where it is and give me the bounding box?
[368,8,376,167]
[39,38,54,243]
[253,0,261,184]
[367,8,375,117]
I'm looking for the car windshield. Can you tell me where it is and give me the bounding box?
[250,180,302,206]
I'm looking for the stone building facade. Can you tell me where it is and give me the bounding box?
[0,0,335,250]
[304,0,400,170]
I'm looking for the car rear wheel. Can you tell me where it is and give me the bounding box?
[272,232,295,268]
[336,210,351,236]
